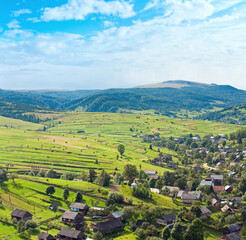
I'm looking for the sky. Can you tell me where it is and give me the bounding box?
[0,0,246,90]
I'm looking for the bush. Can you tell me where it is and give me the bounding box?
[107,192,124,205]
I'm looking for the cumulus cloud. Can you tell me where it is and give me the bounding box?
[7,20,21,29]
[41,0,135,21]
[12,9,32,17]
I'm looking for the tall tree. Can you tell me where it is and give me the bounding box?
[75,192,83,202]
[46,186,55,195]
[118,144,125,155]
[123,164,138,181]
[63,188,69,200]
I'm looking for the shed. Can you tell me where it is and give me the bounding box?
[57,227,86,240]
[11,209,32,221]
[93,219,124,235]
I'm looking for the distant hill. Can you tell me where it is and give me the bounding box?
[64,81,246,116]
[197,104,246,124]
[136,80,211,89]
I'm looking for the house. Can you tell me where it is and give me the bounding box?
[93,219,124,235]
[221,205,234,213]
[200,179,212,186]
[38,232,55,240]
[70,203,89,215]
[162,186,180,193]
[222,233,241,240]
[57,228,86,240]
[11,209,32,221]
[167,162,178,168]
[223,223,241,234]
[61,211,83,225]
[156,213,176,226]
[144,170,159,180]
[225,185,233,194]
[131,182,137,188]
[0,169,7,179]
[211,175,223,185]
[200,206,211,217]
[226,197,242,204]
[177,190,185,199]
[150,188,160,194]
[212,198,220,207]
[107,210,123,220]
[181,193,197,204]
[213,186,225,192]
[132,220,150,231]
[49,203,58,211]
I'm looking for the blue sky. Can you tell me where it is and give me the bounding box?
[0,0,246,90]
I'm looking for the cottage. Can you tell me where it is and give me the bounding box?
[167,162,178,168]
[212,198,220,207]
[211,175,223,185]
[93,219,124,235]
[213,186,225,192]
[181,193,197,204]
[156,213,176,226]
[70,203,89,215]
[49,203,58,211]
[0,169,7,179]
[221,205,234,213]
[223,223,241,234]
[57,228,86,240]
[107,210,123,220]
[11,209,32,221]
[38,232,55,240]
[225,185,233,194]
[200,206,211,217]
[62,211,83,225]
[144,170,159,180]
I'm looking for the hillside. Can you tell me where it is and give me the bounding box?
[64,81,246,115]
[197,104,246,124]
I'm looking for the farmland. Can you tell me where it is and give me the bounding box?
[0,112,241,239]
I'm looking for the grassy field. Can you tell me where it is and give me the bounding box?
[0,112,241,239]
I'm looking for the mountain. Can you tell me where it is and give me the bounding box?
[136,80,211,89]
[197,104,246,124]
[64,81,246,116]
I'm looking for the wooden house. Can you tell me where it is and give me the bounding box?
[200,206,211,217]
[70,203,89,215]
[93,219,124,235]
[144,170,159,180]
[107,210,123,220]
[11,209,32,221]
[61,211,83,225]
[57,228,86,240]
[38,232,55,240]
[156,213,176,226]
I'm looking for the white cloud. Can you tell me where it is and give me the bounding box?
[41,0,135,21]
[103,20,115,28]
[12,9,32,17]
[7,20,21,29]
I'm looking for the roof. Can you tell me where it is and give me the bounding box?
[91,206,105,211]
[212,198,218,205]
[58,228,85,239]
[38,232,54,239]
[158,213,176,222]
[150,188,160,194]
[213,186,225,192]
[144,170,157,175]
[109,210,123,219]
[70,202,89,210]
[181,193,197,200]
[11,209,32,218]
[221,205,231,212]
[227,197,242,202]
[226,233,241,240]
[188,191,202,199]
[227,223,240,232]
[162,186,180,192]
[225,185,232,191]
[177,190,185,198]
[62,210,82,220]
[200,180,212,186]
[211,175,223,180]
[200,206,211,215]
[95,219,124,231]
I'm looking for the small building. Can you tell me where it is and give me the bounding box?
[150,188,160,194]
[49,203,58,211]
[213,186,225,192]
[156,213,176,226]
[167,162,178,168]
[211,175,223,185]
[181,193,197,204]
[107,210,123,220]
[162,186,180,193]
[225,185,233,194]
[57,227,86,240]
[221,205,234,213]
[131,182,137,189]
[200,179,212,186]
[11,209,32,221]
[212,198,220,207]
[200,206,211,217]
[38,232,55,240]
[222,232,241,240]
[61,211,83,225]
[93,219,124,235]
[144,170,159,180]
[223,223,241,234]
[70,203,89,215]
[226,197,242,204]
